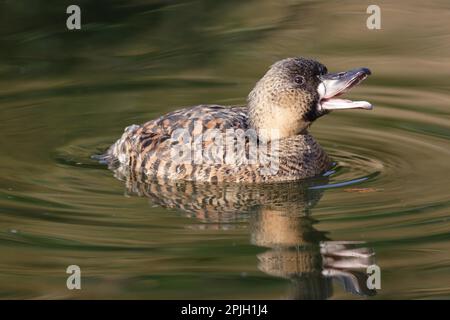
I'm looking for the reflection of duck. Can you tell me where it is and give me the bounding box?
[100,58,372,182]
[115,170,377,299]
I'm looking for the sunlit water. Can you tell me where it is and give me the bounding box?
[0,0,449,299]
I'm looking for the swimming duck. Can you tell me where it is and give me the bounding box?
[101,57,372,183]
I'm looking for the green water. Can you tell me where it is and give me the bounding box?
[1,0,449,299]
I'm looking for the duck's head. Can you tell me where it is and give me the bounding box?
[248,57,372,140]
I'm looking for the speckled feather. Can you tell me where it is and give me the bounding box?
[105,104,330,183]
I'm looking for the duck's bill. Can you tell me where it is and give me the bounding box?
[317,67,372,111]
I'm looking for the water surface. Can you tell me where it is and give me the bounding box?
[0,0,449,299]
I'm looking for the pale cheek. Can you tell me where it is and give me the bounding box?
[278,90,309,113]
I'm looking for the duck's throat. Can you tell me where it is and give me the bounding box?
[248,103,310,141]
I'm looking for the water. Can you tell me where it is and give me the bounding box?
[0,0,449,299]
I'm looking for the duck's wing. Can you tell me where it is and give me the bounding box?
[103,105,248,180]
[138,104,248,138]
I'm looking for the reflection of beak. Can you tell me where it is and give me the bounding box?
[320,241,377,296]
[317,68,372,111]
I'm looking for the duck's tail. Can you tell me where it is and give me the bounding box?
[93,124,141,166]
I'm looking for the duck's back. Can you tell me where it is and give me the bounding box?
[103,105,330,182]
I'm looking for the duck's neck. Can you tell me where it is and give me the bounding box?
[247,100,310,141]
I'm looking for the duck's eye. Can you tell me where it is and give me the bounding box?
[319,66,327,75]
[294,75,305,85]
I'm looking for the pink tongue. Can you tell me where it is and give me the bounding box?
[321,98,373,110]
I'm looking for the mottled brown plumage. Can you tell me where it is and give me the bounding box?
[101,57,372,183]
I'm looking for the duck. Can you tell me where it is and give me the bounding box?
[100,57,372,183]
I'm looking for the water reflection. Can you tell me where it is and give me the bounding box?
[113,167,376,299]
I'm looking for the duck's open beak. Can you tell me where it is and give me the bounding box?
[317,68,372,111]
